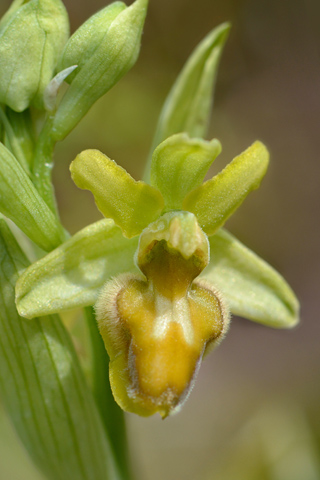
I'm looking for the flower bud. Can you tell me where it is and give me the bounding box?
[52,0,148,141]
[0,0,69,112]
[95,212,229,417]
[57,2,126,85]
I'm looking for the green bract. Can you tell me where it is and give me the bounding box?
[0,0,69,111]
[144,22,230,181]
[151,22,230,150]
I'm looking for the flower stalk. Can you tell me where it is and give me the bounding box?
[85,307,131,479]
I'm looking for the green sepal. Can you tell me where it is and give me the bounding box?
[16,219,139,319]
[150,133,221,210]
[203,229,299,328]
[52,0,148,141]
[0,0,69,112]
[70,149,164,238]
[0,143,65,251]
[0,219,120,480]
[183,141,269,236]
[144,22,230,181]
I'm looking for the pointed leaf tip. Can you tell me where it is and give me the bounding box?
[144,22,230,181]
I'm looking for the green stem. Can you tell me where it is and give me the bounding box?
[0,106,30,173]
[85,307,132,480]
[31,115,59,216]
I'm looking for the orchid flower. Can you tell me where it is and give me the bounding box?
[0,3,297,424]
[15,133,298,417]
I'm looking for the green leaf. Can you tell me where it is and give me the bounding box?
[0,143,65,251]
[144,22,230,181]
[0,0,69,111]
[70,149,164,238]
[150,133,221,210]
[0,219,120,480]
[203,229,299,328]
[183,141,269,236]
[16,219,139,319]
[52,0,148,141]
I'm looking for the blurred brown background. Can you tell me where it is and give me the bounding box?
[1,0,320,478]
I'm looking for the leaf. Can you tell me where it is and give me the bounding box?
[203,229,299,328]
[144,22,230,181]
[0,219,120,480]
[183,141,269,236]
[150,133,221,210]
[16,219,139,319]
[0,143,65,251]
[70,149,164,238]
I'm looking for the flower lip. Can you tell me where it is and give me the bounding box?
[95,211,229,418]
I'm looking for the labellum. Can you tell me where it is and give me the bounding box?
[96,212,230,417]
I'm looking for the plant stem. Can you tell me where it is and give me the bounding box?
[85,307,132,480]
[31,115,59,216]
[0,106,30,173]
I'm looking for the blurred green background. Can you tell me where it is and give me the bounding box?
[1,0,320,478]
